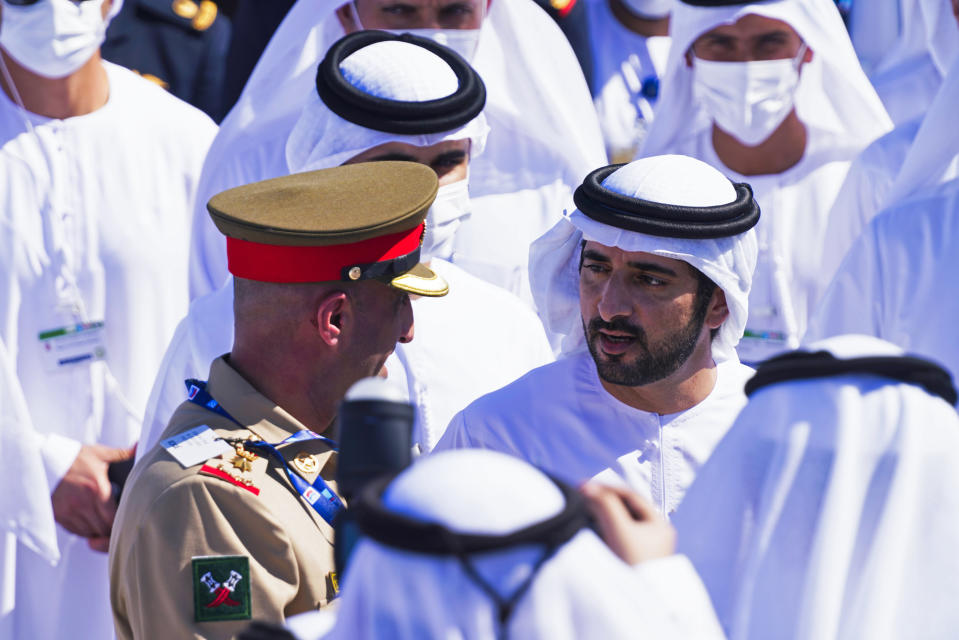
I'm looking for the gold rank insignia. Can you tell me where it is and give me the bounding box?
[172,0,198,19]
[292,452,318,475]
[230,441,257,473]
[193,0,218,31]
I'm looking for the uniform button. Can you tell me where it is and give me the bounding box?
[348,266,362,280]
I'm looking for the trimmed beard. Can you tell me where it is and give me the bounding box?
[583,284,713,387]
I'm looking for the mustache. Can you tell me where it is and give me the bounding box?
[587,317,646,345]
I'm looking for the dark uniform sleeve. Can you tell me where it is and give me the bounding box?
[102,0,232,120]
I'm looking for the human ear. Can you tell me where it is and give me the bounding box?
[705,288,730,331]
[316,291,349,346]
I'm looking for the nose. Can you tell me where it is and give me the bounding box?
[397,295,414,344]
[596,276,632,323]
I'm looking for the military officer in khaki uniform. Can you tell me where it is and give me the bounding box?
[109,161,448,639]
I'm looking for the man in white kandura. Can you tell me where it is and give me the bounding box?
[137,32,552,460]
[806,51,959,380]
[851,0,958,126]
[818,27,959,283]
[675,335,959,639]
[188,0,606,306]
[284,449,725,640]
[639,0,891,363]
[0,0,217,636]
[585,0,672,162]
[436,155,759,516]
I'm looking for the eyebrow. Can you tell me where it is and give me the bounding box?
[582,250,678,277]
[366,152,418,163]
[582,249,611,263]
[627,261,678,277]
[433,150,467,164]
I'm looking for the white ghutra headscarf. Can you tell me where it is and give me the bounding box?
[675,334,959,640]
[531,154,758,362]
[640,0,891,157]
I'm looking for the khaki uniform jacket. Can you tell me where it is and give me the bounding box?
[109,356,340,640]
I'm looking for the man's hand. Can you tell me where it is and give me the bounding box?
[51,444,136,551]
[580,482,676,565]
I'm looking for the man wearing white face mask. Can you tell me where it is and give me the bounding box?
[0,0,217,637]
[585,0,673,163]
[186,0,606,310]
[135,31,554,463]
[639,0,891,364]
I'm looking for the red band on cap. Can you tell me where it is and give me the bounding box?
[226,224,424,283]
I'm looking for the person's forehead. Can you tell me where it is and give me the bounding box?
[696,13,799,41]
[584,242,694,272]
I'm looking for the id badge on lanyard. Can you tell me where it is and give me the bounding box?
[38,193,108,371]
[185,380,346,526]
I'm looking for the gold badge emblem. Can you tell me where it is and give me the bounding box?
[292,453,318,475]
[192,0,219,32]
[230,441,257,473]
[172,0,198,19]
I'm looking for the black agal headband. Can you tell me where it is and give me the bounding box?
[315,30,487,135]
[352,473,590,634]
[745,350,958,405]
[573,163,761,239]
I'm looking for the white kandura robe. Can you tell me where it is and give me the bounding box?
[671,126,861,364]
[585,0,671,162]
[818,118,921,283]
[806,178,959,382]
[0,61,216,639]
[436,351,754,516]
[0,338,57,639]
[675,335,959,640]
[138,259,554,459]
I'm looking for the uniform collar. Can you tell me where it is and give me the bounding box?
[205,355,322,444]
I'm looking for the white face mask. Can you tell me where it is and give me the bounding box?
[692,44,806,147]
[621,0,672,20]
[0,0,107,79]
[422,177,471,262]
[352,2,483,61]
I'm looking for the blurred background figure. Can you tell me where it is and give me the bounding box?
[585,0,672,162]
[817,2,959,282]
[102,0,232,120]
[532,0,595,88]
[283,449,725,640]
[0,0,217,635]
[675,336,959,639]
[847,0,958,125]
[220,0,294,116]
[639,0,891,365]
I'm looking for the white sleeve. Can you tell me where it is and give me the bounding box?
[633,555,726,639]
[804,221,884,344]
[35,431,82,491]
[136,320,194,461]
[432,410,474,452]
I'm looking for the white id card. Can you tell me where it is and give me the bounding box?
[38,321,108,372]
[161,425,233,468]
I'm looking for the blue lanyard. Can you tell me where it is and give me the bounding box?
[184,379,345,526]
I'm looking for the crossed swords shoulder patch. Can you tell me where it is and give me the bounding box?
[192,556,252,622]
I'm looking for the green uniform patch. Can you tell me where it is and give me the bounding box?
[192,556,252,622]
